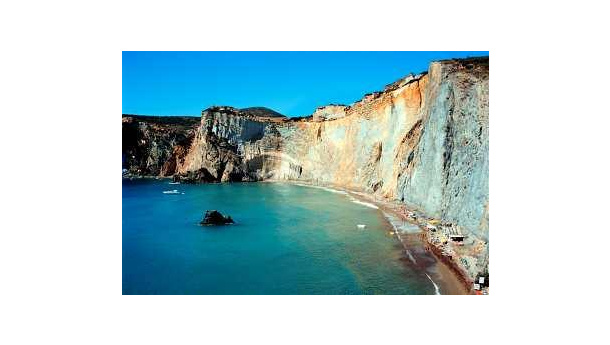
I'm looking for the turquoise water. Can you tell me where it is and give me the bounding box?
[122,179,435,294]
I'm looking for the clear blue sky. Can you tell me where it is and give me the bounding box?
[123,51,488,117]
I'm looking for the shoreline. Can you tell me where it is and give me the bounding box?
[272,179,472,295]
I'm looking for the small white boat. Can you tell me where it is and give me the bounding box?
[357,224,366,229]
[162,189,179,194]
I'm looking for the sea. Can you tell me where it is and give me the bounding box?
[122,179,437,294]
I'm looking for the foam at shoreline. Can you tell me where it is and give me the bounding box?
[349,198,379,209]
[383,211,421,234]
[425,273,441,295]
[294,182,377,209]
[293,183,348,195]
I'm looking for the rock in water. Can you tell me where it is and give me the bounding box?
[200,210,234,226]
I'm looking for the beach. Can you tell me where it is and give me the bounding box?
[277,180,473,295]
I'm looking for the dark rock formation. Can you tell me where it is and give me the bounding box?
[122,115,200,176]
[200,210,234,226]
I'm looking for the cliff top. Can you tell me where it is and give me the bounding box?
[438,56,489,66]
[122,114,201,126]
[436,56,489,77]
[311,56,488,121]
[203,106,287,122]
[240,107,286,118]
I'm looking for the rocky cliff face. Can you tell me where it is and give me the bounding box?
[174,106,286,182]
[122,57,489,241]
[398,59,489,240]
[122,115,200,176]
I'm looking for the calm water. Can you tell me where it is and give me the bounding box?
[122,179,435,294]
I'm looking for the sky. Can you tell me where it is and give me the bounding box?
[122,51,488,117]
